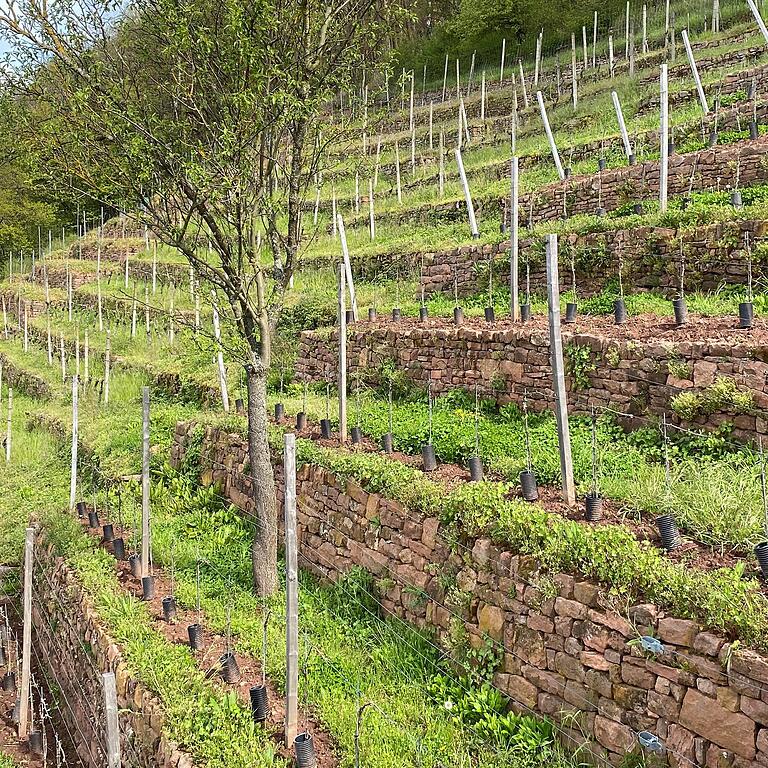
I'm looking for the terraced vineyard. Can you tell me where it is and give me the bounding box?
[4,0,768,766]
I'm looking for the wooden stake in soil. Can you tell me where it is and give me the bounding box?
[104,331,111,404]
[571,34,578,109]
[368,179,376,242]
[592,11,598,67]
[536,91,565,180]
[510,156,520,321]
[612,90,634,162]
[5,388,11,463]
[103,672,121,768]
[545,234,576,507]
[394,141,402,204]
[284,432,299,747]
[338,263,347,444]
[438,132,445,199]
[18,526,33,738]
[211,294,231,413]
[659,64,670,213]
[141,386,151,578]
[455,149,480,239]
[500,38,506,83]
[337,214,358,321]
[517,61,529,108]
[747,0,768,44]
[69,375,79,512]
[84,330,89,384]
[681,29,709,114]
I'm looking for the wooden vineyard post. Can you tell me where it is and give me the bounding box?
[455,149,480,239]
[611,90,634,163]
[284,433,298,748]
[70,375,78,512]
[536,91,565,180]
[211,294,230,413]
[545,235,576,507]
[747,0,768,44]
[5,388,11,463]
[593,11,598,68]
[84,330,89,384]
[510,156,520,321]
[500,38,506,83]
[141,386,151,578]
[18,526,33,738]
[368,180,375,242]
[104,331,111,404]
[518,60,529,107]
[338,263,348,444]
[337,215,359,321]
[103,672,121,768]
[571,33,578,109]
[660,64,669,213]
[681,29,709,114]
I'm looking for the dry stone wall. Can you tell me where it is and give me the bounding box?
[297,320,768,444]
[419,219,768,298]
[172,421,768,767]
[33,527,195,768]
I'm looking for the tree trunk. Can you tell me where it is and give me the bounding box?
[245,361,278,596]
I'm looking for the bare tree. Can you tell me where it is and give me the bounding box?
[0,0,404,595]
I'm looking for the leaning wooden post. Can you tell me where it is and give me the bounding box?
[518,60,529,108]
[211,294,231,413]
[103,672,121,768]
[536,91,565,180]
[284,432,299,748]
[338,263,348,444]
[455,149,480,239]
[611,90,634,162]
[545,235,576,507]
[5,388,11,463]
[747,0,768,44]
[18,526,33,739]
[500,38,506,83]
[141,386,151,577]
[510,157,520,321]
[337,215,358,321]
[681,29,709,114]
[69,375,79,512]
[660,64,670,213]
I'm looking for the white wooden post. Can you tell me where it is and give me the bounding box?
[500,38,506,83]
[571,33,578,109]
[284,432,298,748]
[211,295,230,413]
[660,64,669,213]
[60,333,66,383]
[394,141,402,204]
[534,34,542,85]
[22,303,28,353]
[481,71,486,122]
[518,60,529,107]
[97,276,104,332]
[608,34,614,77]
[545,235,576,507]
[18,527,33,738]
[141,386,150,577]
[103,672,120,768]
[537,91,565,180]
[69,375,78,511]
[455,149,480,239]
[612,91,634,161]
[104,331,111,404]
[681,29,709,114]
[152,241,157,294]
[625,0,630,58]
[593,11,598,67]
[5,388,11,463]
[368,180,375,241]
[441,53,449,102]
[337,214,358,321]
[747,0,768,43]
[429,102,434,150]
[338,263,347,444]
[84,330,89,384]
[582,25,588,67]
[643,4,648,52]
[510,157,520,321]
[438,132,445,199]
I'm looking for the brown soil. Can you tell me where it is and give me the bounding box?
[357,312,768,347]
[78,515,338,768]
[278,412,764,582]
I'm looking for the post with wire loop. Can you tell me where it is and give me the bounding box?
[103,672,121,767]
